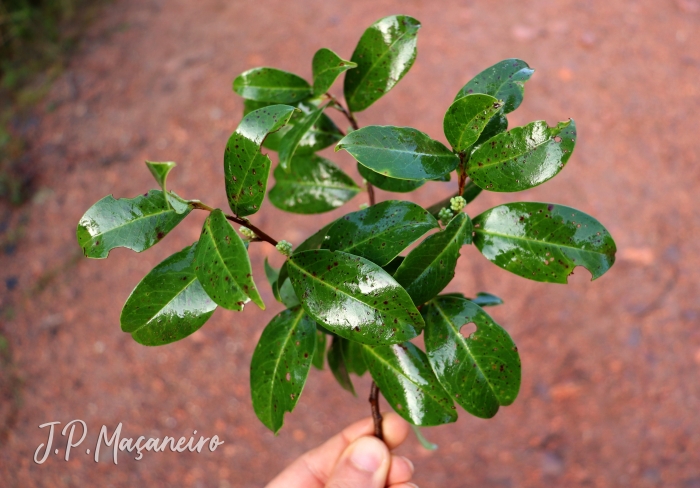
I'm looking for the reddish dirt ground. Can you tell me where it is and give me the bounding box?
[1,0,699,486]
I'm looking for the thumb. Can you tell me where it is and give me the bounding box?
[325,436,391,488]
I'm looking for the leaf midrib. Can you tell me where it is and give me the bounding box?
[474,227,611,256]
[84,197,180,243]
[203,217,250,300]
[347,24,417,105]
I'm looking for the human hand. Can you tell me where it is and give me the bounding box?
[266,412,417,488]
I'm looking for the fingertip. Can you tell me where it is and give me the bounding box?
[381,412,411,449]
[387,454,414,485]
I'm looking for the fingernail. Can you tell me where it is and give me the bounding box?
[401,456,415,474]
[349,437,385,472]
[406,483,419,488]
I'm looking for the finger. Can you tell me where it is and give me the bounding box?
[387,454,414,485]
[266,413,410,487]
[389,483,420,488]
[325,436,391,488]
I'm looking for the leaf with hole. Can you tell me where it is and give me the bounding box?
[269,154,360,214]
[468,119,577,192]
[120,243,217,346]
[443,94,503,153]
[250,306,316,433]
[225,105,296,216]
[321,200,438,267]
[363,342,457,426]
[77,190,191,259]
[233,67,312,103]
[194,209,264,311]
[312,48,357,97]
[244,99,343,154]
[423,296,520,418]
[344,15,420,112]
[393,213,472,306]
[454,59,534,114]
[287,250,424,345]
[337,126,459,181]
[473,202,616,283]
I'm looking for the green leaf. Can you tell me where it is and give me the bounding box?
[423,296,521,418]
[321,200,439,267]
[363,342,457,426]
[233,67,312,103]
[473,113,508,148]
[468,119,577,192]
[294,221,335,253]
[470,292,503,307]
[120,243,217,346]
[312,328,327,370]
[328,336,356,395]
[454,59,534,114]
[264,257,282,302]
[279,278,300,309]
[145,161,177,199]
[411,425,438,450]
[336,126,459,180]
[393,213,472,306]
[250,306,316,433]
[443,94,503,153]
[225,105,296,216]
[345,339,368,376]
[473,202,616,283]
[269,154,360,214]
[194,209,264,311]
[77,190,191,259]
[278,103,329,171]
[287,250,424,345]
[166,191,191,215]
[244,99,343,154]
[357,163,424,193]
[344,15,421,112]
[312,48,357,97]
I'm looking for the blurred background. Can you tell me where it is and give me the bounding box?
[0,0,698,486]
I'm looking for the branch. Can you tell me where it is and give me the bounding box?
[326,93,359,131]
[189,201,279,246]
[369,381,384,440]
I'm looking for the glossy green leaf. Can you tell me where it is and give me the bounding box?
[468,119,577,192]
[269,154,360,214]
[145,161,176,200]
[473,113,508,148]
[345,339,368,376]
[278,103,329,171]
[443,94,503,152]
[336,126,459,180]
[363,342,457,426]
[322,200,438,267]
[328,336,356,395]
[244,99,343,154]
[470,292,503,307]
[233,67,312,103]
[393,213,472,306]
[411,425,438,450]
[250,306,316,433]
[77,190,191,259]
[166,191,191,215]
[312,328,327,370]
[454,59,534,114]
[423,296,521,418]
[473,202,616,283]
[225,105,296,216]
[120,243,216,346]
[287,250,424,345]
[279,279,300,309]
[312,48,357,97]
[194,209,264,311]
[358,163,424,193]
[344,15,421,112]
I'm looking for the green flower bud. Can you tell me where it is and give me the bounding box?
[438,207,454,225]
[450,196,467,212]
[276,240,293,257]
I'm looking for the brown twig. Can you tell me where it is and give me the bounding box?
[369,381,384,441]
[457,152,468,196]
[326,93,359,131]
[189,201,278,246]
